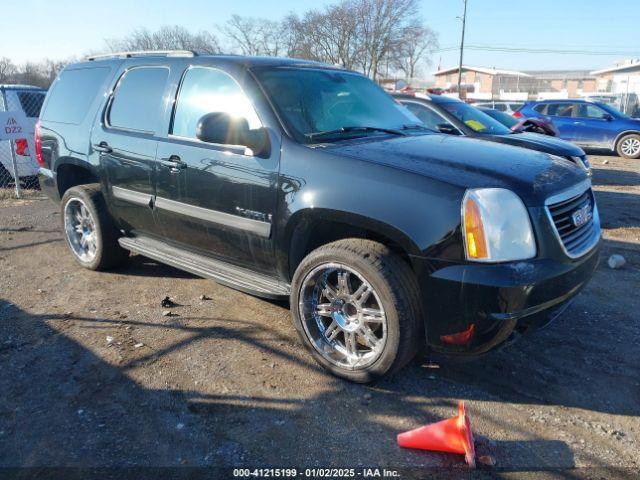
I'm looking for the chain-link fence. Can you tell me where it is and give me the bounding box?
[0,86,47,198]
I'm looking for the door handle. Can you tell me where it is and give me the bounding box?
[159,155,186,172]
[93,141,112,154]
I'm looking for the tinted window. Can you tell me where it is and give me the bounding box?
[494,103,507,112]
[533,104,547,114]
[578,104,608,119]
[172,67,261,139]
[41,67,110,124]
[18,92,46,117]
[555,103,579,117]
[440,101,512,135]
[108,67,169,133]
[402,102,444,130]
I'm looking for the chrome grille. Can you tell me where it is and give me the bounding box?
[547,188,599,258]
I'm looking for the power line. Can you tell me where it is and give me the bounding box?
[433,44,640,56]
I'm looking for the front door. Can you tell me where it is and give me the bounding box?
[154,66,279,274]
[573,103,617,148]
[94,65,170,236]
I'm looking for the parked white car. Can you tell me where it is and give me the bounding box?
[0,85,47,187]
[473,100,524,115]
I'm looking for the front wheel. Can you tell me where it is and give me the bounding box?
[290,239,423,383]
[616,133,640,159]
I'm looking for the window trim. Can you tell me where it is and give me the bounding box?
[167,65,263,149]
[104,65,170,135]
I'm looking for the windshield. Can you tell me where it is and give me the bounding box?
[481,108,518,128]
[254,67,421,143]
[439,101,512,135]
[598,102,629,119]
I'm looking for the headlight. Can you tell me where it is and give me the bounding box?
[462,188,536,262]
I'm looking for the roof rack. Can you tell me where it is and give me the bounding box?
[87,50,197,61]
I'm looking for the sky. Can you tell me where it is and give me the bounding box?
[2,0,639,74]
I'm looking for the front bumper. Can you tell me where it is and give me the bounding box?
[411,243,600,356]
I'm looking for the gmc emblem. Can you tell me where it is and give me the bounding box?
[571,203,593,228]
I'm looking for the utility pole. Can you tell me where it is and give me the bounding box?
[456,0,468,97]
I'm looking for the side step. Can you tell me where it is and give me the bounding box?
[118,236,290,299]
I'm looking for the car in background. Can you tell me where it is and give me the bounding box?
[0,84,47,187]
[393,93,591,174]
[479,106,559,137]
[580,92,639,118]
[517,99,640,159]
[473,100,524,115]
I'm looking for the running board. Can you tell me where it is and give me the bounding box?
[118,236,290,298]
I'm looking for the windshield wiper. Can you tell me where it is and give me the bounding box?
[306,126,406,141]
[402,123,436,133]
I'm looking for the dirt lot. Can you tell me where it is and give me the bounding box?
[0,154,638,478]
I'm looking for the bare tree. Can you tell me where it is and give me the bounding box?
[354,0,421,80]
[392,24,438,79]
[223,15,287,56]
[106,25,221,54]
[285,3,362,69]
[0,57,17,84]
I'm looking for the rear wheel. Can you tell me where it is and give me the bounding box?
[616,133,640,159]
[290,239,423,383]
[61,184,128,270]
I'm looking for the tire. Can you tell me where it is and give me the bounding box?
[290,239,423,383]
[61,184,128,270]
[616,133,640,159]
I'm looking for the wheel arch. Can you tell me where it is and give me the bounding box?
[613,130,640,149]
[54,158,100,198]
[284,208,423,280]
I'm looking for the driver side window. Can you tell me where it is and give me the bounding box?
[403,102,447,130]
[171,66,261,139]
[579,104,608,119]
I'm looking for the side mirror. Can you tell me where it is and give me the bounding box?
[437,123,460,135]
[602,113,613,121]
[196,112,270,156]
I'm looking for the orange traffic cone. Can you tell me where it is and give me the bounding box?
[397,401,476,468]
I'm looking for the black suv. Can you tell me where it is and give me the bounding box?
[37,51,600,382]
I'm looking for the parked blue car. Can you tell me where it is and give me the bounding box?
[517,99,640,159]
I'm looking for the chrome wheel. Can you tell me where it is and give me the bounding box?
[621,137,640,157]
[298,263,387,370]
[64,198,98,263]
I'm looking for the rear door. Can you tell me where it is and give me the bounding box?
[542,102,582,141]
[92,65,169,236]
[154,65,279,273]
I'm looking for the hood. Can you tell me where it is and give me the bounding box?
[486,132,585,157]
[325,133,589,206]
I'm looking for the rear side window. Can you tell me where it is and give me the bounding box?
[18,92,46,117]
[42,67,110,124]
[108,67,169,133]
[533,104,547,114]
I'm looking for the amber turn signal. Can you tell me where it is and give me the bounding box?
[463,195,488,259]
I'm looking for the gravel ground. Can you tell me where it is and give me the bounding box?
[0,155,638,479]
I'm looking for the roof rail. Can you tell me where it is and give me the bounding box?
[87,50,197,61]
